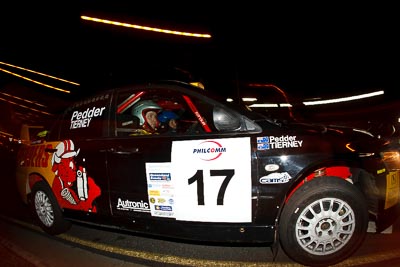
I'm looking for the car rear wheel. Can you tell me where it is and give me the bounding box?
[30,181,71,235]
[279,176,368,267]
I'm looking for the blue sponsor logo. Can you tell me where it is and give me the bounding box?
[155,205,173,211]
[149,173,171,181]
[257,136,270,150]
[257,143,269,150]
[257,136,269,143]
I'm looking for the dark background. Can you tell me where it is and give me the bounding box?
[2,2,398,93]
[1,1,399,133]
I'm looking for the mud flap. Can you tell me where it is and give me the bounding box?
[352,168,380,215]
[355,166,400,233]
[271,226,279,261]
[376,170,400,232]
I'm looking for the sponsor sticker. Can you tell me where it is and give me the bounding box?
[259,172,292,184]
[257,135,303,150]
[192,140,227,161]
[172,137,252,223]
[70,106,106,129]
[265,164,279,172]
[116,198,150,212]
[146,163,175,218]
[385,171,400,209]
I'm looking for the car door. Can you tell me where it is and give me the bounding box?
[106,83,259,232]
[106,85,202,221]
[53,91,112,219]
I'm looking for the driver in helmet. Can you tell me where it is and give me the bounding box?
[131,100,162,134]
[158,110,179,134]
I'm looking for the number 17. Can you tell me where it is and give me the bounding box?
[187,169,235,206]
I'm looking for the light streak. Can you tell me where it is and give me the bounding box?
[81,15,212,38]
[0,61,79,86]
[0,67,71,93]
[0,96,53,116]
[303,91,384,106]
[0,92,47,108]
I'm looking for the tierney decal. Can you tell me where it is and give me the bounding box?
[257,135,303,150]
[70,106,106,129]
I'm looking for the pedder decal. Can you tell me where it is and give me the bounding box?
[70,106,106,129]
[257,135,303,150]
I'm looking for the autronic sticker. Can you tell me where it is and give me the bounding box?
[116,198,150,213]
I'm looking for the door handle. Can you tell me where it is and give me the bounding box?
[109,147,139,155]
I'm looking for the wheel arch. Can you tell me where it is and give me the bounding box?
[278,159,379,223]
[26,172,52,204]
[285,161,368,202]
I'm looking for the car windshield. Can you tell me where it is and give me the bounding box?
[205,83,302,124]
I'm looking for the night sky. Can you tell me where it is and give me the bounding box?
[1,2,399,100]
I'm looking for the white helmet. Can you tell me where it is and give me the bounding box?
[131,100,162,126]
[52,140,80,165]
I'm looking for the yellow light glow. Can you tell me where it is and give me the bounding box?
[345,143,355,152]
[0,67,71,94]
[81,15,212,38]
[0,130,13,137]
[0,61,79,86]
[190,82,205,89]
[382,151,400,162]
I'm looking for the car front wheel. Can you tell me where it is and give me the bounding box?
[279,176,368,267]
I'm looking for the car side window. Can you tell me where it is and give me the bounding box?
[114,88,222,137]
[59,93,110,140]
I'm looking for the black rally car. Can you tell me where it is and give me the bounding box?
[16,80,400,266]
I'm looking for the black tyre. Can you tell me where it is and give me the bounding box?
[279,176,368,267]
[29,181,71,235]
